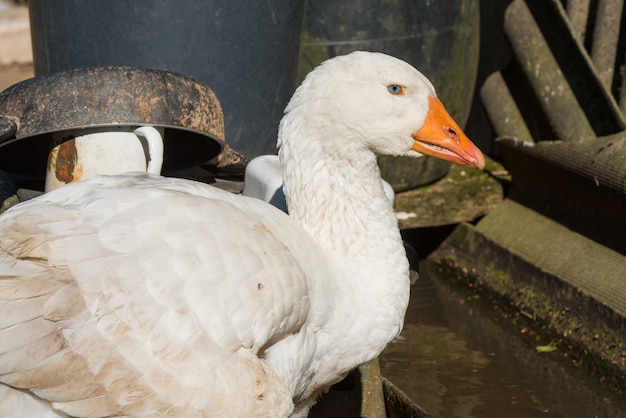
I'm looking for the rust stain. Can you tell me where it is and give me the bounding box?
[0,66,226,178]
[136,96,162,122]
[55,138,78,183]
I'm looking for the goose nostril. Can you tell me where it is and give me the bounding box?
[445,126,459,142]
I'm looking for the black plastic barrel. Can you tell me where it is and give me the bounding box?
[28,0,304,158]
[298,0,480,190]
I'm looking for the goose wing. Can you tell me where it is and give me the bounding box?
[0,174,321,417]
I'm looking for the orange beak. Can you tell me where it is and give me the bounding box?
[411,97,485,169]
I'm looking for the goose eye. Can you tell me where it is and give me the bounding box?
[387,85,404,95]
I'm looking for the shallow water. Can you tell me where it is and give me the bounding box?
[379,261,626,418]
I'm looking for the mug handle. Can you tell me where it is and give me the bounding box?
[134,126,164,175]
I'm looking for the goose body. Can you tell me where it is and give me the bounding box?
[0,51,484,417]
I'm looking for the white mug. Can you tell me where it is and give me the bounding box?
[45,126,164,192]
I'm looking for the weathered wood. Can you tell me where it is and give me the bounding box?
[310,359,389,418]
[480,71,534,143]
[565,0,591,41]
[590,0,624,90]
[487,0,626,142]
[500,133,626,194]
[360,359,387,418]
[382,378,433,418]
[505,0,596,141]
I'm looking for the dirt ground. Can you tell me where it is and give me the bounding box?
[0,4,34,91]
[0,62,33,90]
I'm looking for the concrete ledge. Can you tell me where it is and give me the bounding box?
[430,199,626,389]
[498,135,626,254]
[394,159,505,229]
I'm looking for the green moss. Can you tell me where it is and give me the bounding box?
[485,266,513,289]
[568,317,581,332]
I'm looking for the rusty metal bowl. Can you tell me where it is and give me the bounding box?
[0,66,225,179]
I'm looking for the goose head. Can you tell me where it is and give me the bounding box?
[279,51,484,169]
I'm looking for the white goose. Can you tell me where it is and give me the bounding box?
[0,51,484,417]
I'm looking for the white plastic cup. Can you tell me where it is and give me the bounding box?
[45,126,164,192]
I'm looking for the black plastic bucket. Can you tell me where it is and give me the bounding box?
[28,0,305,158]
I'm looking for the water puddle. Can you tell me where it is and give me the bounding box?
[379,260,626,418]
